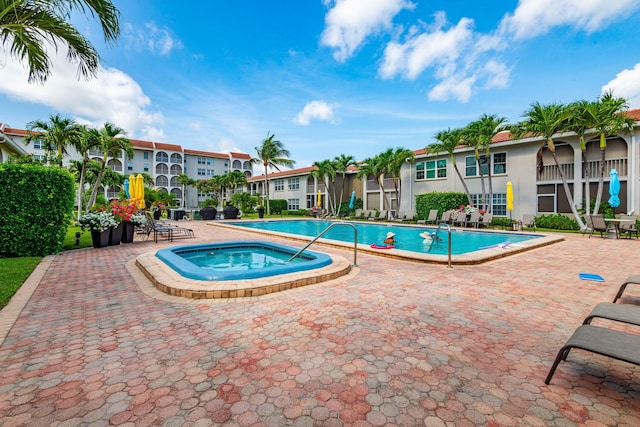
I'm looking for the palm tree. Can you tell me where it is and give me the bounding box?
[514,102,586,229]
[333,154,356,216]
[387,147,414,217]
[468,114,507,213]
[225,171,248,199]
[357,150,393,213]
[427,127,472,204]
[565,99,594,215]
[251,133,295,215]
[86,122,131,212]
[1,0,121,83]
[71,124,100,219]
[461,124,488,211]
[177,173,196,208]
[311,159,336,214]
[25,114,81,166]
[585,91,634,214]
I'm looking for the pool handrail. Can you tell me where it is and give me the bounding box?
[287,221,358,266]
[435,222,453,268]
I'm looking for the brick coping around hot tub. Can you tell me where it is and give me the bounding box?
[136,250,353,299]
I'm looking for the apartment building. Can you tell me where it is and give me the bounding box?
[0,123,253,208]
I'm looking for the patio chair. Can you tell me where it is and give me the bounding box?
[440,210,452,224]
[452,211,466,227]
[545,324,640,384]
[522,214,536,231]
[478,213,493,228]
[583,302,640,327]
[465,211,481,228]
[619,215,639,239]
[144,212,195,243]
[369,210,387,221]
[418,209,439,225]
[581,215,593,236]
[589,215,613,239]
[613,275,640,303]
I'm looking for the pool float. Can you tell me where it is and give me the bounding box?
[479,241,511,250]
[370,244,394,249]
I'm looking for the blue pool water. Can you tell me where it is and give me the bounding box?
[156,241,332,281]
[228,220,541,255]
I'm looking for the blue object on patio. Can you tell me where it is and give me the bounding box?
[123,179,130,198]
[349,191,356,210]
[608,168,620,208]
[579,273,605,282]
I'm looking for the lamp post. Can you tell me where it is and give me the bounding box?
[75,232,81,245]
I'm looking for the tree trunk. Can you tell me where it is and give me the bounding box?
[550,150,586,230]
[476,152,487,211]
[263,164,270,215]
[86,157,107,213]
[592,148,606,215]
[452,161,473,205]
[486,153,493,213]
[77,156,88,220]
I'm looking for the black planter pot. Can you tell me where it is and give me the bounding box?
[91,229,110,248]
[109,223,124,246]
[200,207,217,220]
[121,221,135,243]
[257,207,264,219]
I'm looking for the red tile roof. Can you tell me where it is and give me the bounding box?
[248,165,318,181]
[130,139,154,149]
[154,142,183,152]
[184,149,230,158]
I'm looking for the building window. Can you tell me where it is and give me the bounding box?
[156,163,168,174]
[306,195,315,209]
[469,194,488,212]
[207,169,215,176]
[197,157,206,165]
[207,158,213,166]
[492,193,507,216]
[233,160,241,169]
[143,163,149,172]
[170,153,182,164]
[143,152,149,160]
[156,151,168,162]
[33,140,43,149]
[274,179,284,191]
[287,199,300,210]
[156,175,168,186]
[288,177,299,190]
[493,152,507,174]
[197,168,206,176]
[416,160,446,180]
[127,162,133,171]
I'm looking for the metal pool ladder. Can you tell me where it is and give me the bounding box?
[287,221,358,266]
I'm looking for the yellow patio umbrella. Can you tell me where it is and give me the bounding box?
[317,190,322,208]
[506,181,514,219]
[130,174,145,209]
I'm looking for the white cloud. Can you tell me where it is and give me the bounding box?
[379,13,474,79]
[0,48,165,139]
[215,137,244,154]
[499,0,640,40]
[293,101,337,125]
[602,64,640,109]
[321,0,415,61]
[124,21,182,55]
[428,75,476,103]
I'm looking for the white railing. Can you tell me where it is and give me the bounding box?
[537,158,627,182]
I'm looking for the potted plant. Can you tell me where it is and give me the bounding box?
[79,211,118,248]
[256,199,265,219]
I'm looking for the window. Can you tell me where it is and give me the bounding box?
[274,179,284,191]
[233,160,241,169]
[198,157,206,165]
[469,194,487,212]
[143,163,149,172]
[156,152,168,162]
[287,199,300,210]
[156,175,168,186]
[170,153,182,164]
[33,140,43,149]
[207,159,213,166]
[306,194,315,209]
[207,169,215,176]
[416,160,446,180]
[492,193,507,216]
[170,164,182,175]
[156,163,168,174]
[143,152,149,160]
[197,168,206,176]
[288,177,299,190]
[127,162,133,171]
[493,153,507,174]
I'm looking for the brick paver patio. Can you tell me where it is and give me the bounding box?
[1,220,640,426]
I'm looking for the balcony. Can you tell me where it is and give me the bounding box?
[537,158,627,182]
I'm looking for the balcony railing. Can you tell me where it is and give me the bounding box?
[537,158,627,182]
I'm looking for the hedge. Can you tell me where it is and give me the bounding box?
[0,164,75,257]
[267,199,287,214]
[415,192,468,220]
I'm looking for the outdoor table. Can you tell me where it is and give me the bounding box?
[605,218,634,239]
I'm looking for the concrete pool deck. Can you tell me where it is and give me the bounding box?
[1,219,640,425]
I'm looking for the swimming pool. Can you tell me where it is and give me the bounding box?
[225,219,541,255]
[156,241,332,280]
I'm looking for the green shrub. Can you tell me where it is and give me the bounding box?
[534,214,580,230]
[415,192,468,220]
[268,199,287,214]
[0,164,75,257]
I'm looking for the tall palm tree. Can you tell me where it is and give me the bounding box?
[585,91,634,214]
[333,154,355,216]
[469,114,507,213]
[387,147,414,217]
[71,124,100,219]
[177,173,196,208]
[251,133,295,215]
[311,159,336,214]
[86,122,131,212]
[1,0,121,83]
[427,127,472,204]
[461,124,487,211]
[357,150,393,213]
[513,102,585,229]
[565,99,594,215]
[25,114,81,166]
[225,170,248,199]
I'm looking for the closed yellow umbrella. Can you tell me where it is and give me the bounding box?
[506,181,514,217]
[317,190,322,207]
[136,174,146,209]
[130,174,145,209]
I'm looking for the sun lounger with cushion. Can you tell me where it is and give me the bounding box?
[545,324,640,384]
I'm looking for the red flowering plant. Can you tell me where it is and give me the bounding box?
[110,200,138,223]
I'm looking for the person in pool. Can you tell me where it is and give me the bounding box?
[420,231,442,242]
[383,231,395,245]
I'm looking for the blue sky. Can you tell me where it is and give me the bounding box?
[2,0,640,168]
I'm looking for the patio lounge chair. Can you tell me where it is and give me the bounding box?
[465,211,481,228]
[478,213,493,228]
[369,210,387,221]
[581,215,593,236]
[589,215,613,238]
[544,324,640,384]
[418,209,438,225]
[522,214,536,231]
[583,302,640,327]
[440,210,452,224]
[144,212,194,243]
[619,215,639,239]
[613,275,640,303]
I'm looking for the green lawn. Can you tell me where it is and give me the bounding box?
[0,256,42,309]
